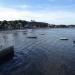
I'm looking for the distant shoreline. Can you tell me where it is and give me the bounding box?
[0,28,75,33]
[0,20,75,31]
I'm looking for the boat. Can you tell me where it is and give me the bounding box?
[23,31,27,34]
[60,38,69,40]
[27,36,37,38]
[40,33,45,35]
[27,33,37,39]
[27,29,37,39]
[73,41,75,43]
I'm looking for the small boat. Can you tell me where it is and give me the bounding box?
[27,30,37,39]
[23,32,27,34]
[73,41,75,43]
[23,30,27,34]
[40,34,45,35]
[27,36,37,39]
[60,38,69,40]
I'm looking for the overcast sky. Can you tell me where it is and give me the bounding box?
[0,0,75,24]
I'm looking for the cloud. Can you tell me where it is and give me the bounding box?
[15,5,30,9]
[0,6,75,24]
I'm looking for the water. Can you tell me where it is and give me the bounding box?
[0,28,75,75]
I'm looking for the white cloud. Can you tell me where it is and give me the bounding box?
[0,7,75,24]
[15,5,30,9]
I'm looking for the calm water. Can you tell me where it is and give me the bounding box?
[0,28,75,75]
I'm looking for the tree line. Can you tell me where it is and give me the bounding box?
[0,20,75,30]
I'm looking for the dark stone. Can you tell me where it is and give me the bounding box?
[0,46,14,63]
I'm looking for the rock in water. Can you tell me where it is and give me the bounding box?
[0,46,14,63]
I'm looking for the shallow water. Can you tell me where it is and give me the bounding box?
[0,28,75,75]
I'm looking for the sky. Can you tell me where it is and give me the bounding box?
[0,0,75,24]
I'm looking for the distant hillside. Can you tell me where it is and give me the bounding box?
[0,20,75,30]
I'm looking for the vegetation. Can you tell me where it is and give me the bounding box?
[0,20,75,30]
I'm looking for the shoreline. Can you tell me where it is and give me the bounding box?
[0,27,75,31]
